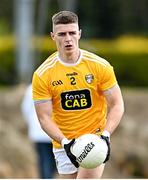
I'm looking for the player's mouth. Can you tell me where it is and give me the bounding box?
[65,44,73,50]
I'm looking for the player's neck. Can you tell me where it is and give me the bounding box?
[59,49,80,64]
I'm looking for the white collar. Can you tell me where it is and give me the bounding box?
[58,49,82,67]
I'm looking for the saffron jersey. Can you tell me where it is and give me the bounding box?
[32,49,117,148]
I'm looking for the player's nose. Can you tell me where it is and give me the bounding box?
[65,33,71,41]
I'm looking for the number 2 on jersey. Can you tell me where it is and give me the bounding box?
[70,77,76,85]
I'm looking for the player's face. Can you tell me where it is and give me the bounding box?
[51,23,81,56]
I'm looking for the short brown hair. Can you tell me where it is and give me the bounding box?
[52,11,78,25]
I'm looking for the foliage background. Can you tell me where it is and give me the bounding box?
[0,0,148,87]
[0,36,148,87]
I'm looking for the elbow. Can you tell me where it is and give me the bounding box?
[39,118,47,131]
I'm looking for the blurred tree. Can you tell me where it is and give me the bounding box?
[78,0,96,38]
[118,0,148,35]
[0,0,13,34]
[132,0,148,35]
[78,0,121,38]
[95,0,120,38]
[57,0,78,12]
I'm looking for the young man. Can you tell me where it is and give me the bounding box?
[32,11,124,179]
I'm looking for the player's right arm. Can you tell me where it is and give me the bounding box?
[35,100,65,144]
[32,72,65,144]
[35,101,79,167]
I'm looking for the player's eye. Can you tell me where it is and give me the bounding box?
[58,32,66,36]
[69,31,77,35]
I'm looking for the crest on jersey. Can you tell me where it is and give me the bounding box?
[85,74,94,84]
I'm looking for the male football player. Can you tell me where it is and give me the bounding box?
[32,11,124,179]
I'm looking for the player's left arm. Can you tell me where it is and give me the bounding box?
[103,84,124,135]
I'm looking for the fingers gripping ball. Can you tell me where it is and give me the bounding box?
[70,134,108,169]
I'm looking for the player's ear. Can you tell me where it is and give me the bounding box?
[50,32,55,40]
[79,29,82,39]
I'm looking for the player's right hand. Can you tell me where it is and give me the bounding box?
[62,138,79,168]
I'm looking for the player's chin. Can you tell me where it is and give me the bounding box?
[65,48,75,54]
[65,47,73,51]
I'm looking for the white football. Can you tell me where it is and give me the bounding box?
[71,134,108,169]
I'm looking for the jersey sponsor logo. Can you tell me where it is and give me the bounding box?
[85,74,94,84]
[52,80,63,86]
[61,89,92,110]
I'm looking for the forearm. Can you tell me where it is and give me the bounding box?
[105,104,124,135]
[103,84,124,135]
[35,102,65,144]
[39,115,65,144]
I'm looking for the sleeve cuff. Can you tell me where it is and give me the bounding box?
[102,130,110,137]
[61,138,70,147]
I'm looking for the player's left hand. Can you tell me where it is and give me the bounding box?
[62,138,79,168]
[100,134,110,163]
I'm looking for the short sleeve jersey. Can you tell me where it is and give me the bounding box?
[32,49,117,148]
